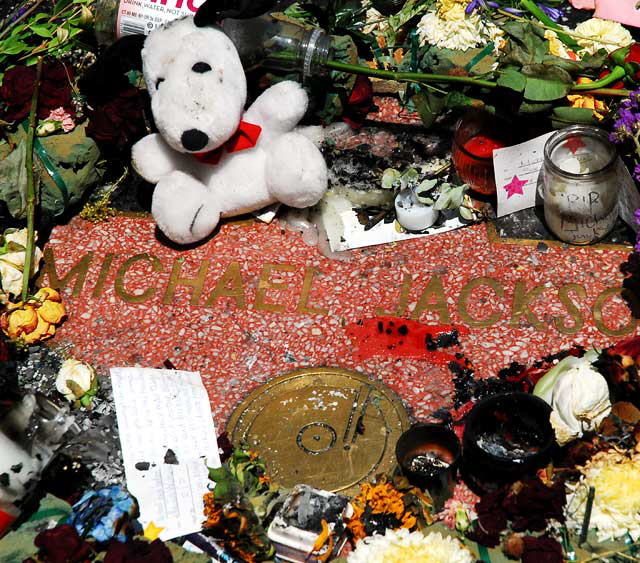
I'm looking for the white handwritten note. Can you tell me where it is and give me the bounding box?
[110,368,220,540]
[493,132,554,218]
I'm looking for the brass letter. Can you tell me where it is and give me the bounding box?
[115,254,163,304]
[92,253,116,298]
[554,283,586,334]
[162,257,210,306]
[410,276,451,323]
[204,261,246,309]
[297,267,328,315]
[509,281,546,330]
[39,248,93,297]
[458,277,504,327]
[254,263,296,312]
[593,287,637,337]
[375,273,412,316]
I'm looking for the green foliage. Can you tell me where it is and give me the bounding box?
[0,0,94,82]
[551,106,602,128]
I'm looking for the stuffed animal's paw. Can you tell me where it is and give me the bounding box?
[152,171,221,244]
[132,134,186,183]
[266,132,328,208]
[245,80,308,134]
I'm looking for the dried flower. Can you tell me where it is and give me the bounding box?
[438,498,477,532]
[0,228,44,297]
[33,524,92,563]
[0,287,66,344]
[103,538,172,563]
[56,359,98,407]
[566,79,608,121]
[345,476,430,542]
[85,87,149,152]
[565,450,640,541]
[0,61,75,122]
[347,528,474,563]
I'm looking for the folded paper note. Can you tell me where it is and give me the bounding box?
[110,368,220,540]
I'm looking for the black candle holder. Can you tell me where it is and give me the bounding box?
[396,423,461,512]
[461,392,555,493]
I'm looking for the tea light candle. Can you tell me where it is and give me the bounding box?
[394,188,439,232]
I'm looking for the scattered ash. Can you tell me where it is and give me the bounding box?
[13,344,125,489]
[282,486,348,534]
[476,433,536,461]
[407,453,449,477]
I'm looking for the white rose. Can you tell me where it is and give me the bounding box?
[0,229,44,296]
[547,357,611,445]
[55,359,97,401]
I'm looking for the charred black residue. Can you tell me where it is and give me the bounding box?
[164,449,178,465]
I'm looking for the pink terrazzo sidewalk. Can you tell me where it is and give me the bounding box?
[43,215,635,430]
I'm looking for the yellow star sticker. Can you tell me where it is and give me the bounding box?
[144,521,165,541]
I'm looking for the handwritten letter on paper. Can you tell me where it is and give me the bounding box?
[493,132,554,217]
[110,368,221,540]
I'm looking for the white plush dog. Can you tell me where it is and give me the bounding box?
[131,16,328,245]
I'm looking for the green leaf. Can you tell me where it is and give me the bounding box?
[497,68,526,92]
[381,168,401,189]
[1,39,30,55]
[460,206,475,221]
[551,107,600,128]
[30,24,54,38]
[413,89,446,129]
[522,64,572,101]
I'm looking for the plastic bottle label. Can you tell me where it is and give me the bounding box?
[116,0,206,38]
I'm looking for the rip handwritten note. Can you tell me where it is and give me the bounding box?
[110,368,220,540]
[493,132,554,218]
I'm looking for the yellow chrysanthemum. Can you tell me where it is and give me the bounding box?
[347,528,475,563]
[566,450,640,542]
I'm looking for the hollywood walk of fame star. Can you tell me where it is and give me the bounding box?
[503,175,527,199]
[564,136,586,154]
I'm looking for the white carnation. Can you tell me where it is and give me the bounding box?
[574,18,632,55]
[417,11,502,52]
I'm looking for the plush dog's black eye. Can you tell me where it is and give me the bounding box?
[155,77,165,89]
[192,62,212,73]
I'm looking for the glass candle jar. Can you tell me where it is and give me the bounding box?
[541,126,620,245]
[451,111,511,196]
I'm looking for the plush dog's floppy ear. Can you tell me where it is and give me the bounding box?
[194,0,279,27]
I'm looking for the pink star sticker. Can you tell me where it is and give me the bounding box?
[503,175,527,199]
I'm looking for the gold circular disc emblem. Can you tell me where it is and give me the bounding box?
[226,367,411,494]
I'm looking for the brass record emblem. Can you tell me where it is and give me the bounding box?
[226,367,411,494]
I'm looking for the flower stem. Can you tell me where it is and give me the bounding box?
[571,66,627,91]
[21,56,43,303]
[518,0,579,49]
[323,59,498,88]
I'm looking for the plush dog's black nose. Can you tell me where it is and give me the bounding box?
[181,129,209,152]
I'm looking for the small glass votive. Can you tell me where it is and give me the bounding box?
[451,110,511,196]
[395,424,461,512]
[541,125,620,245]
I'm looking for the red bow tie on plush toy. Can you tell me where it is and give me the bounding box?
[194,120,262,165]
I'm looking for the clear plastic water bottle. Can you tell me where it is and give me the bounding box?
[94,0,333,79]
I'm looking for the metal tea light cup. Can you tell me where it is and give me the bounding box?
[396,424,461,512]
[541,125,620,245]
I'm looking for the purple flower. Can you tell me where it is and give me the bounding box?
[634,165,640,184]
[538,4,562,22]
[465,0,499,14]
